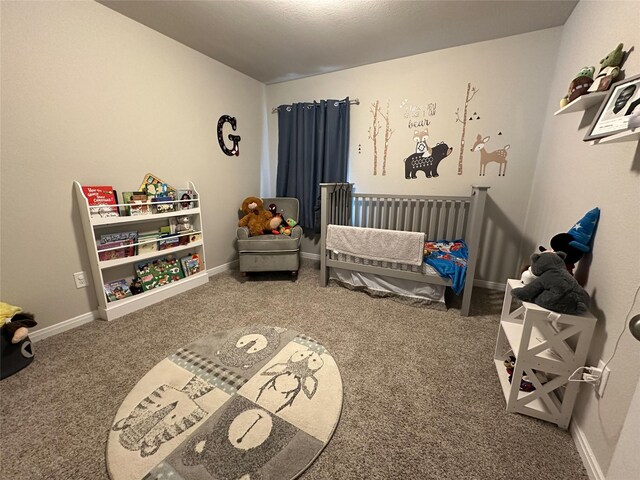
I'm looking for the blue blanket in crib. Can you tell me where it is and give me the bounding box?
[423,240,468,295]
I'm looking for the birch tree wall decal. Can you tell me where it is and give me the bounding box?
[380,100,393,176]
[454,83,479,175]
[368,100,381,175]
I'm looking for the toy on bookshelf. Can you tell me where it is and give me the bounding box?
[139,173,176,196]
[180,253,202,276]
[136,255,184,292]
[129,277,144,295]
[104,279,133,302]
[82,185,119,218]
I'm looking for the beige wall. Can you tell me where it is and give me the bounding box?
[522,1,640,476]
[265,28,562,284]
[0,1,265,330]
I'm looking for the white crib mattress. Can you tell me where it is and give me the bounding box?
[329,266,446,308]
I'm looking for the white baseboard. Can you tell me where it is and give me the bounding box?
[30,310,98,343]
[301,252,320,261]
[570,420,605,480]
[31,262,236,343]
[207,259,238,276]
[474,280,506,291]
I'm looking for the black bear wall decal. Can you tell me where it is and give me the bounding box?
[404,142,453,179]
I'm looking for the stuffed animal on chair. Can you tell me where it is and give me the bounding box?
[512,251,590,315]
[238,196,274,237]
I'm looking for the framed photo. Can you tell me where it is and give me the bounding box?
[584,73,640,141]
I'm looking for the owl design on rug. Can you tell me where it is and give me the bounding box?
[256,350,324,413]
[112,376,214,457]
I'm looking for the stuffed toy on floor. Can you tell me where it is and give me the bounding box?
[512,251,590,315]
[1,302,37,343]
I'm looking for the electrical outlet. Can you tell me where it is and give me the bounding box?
[73,271,88,289]
[597,360,611,397]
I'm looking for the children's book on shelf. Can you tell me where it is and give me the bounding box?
[177,189,195,210]
[122,191,151,216]
[152,196,175,214]
[138,233,160,254]
[100,231,138,255]
[98,240,134,261]
[135,255,184,292]
[82,185,119,218]
[158,233,180,250]
[104,279,133,302]
[180,253,202,276]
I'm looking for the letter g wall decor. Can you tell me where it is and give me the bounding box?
[217,115,241,156]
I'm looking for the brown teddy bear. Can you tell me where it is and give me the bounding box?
[238,196,274,236]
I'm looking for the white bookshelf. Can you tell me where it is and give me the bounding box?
[74,181,208,321]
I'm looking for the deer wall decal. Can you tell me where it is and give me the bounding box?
[470,134,509,176]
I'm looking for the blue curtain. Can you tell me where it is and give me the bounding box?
[276,98,350,231]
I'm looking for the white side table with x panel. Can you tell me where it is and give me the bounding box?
[494,279,596,429]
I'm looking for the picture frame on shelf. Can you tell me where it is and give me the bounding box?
[584,73,640,141]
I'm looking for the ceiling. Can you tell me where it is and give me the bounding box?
[99,0,578,85]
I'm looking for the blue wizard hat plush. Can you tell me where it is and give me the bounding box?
[568,208,600,253]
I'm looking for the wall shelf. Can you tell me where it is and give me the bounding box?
[553,91,607,115]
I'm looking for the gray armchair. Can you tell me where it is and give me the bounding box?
[236,197,303,276]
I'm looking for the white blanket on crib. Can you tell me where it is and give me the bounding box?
[326,225,425,266]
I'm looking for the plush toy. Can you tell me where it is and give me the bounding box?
[587,43,626,93]
[520,266,537,285]
[175,215,192,233]
[512,252,590,314]
[238,196,274,237]
[268,213,284,234]
[539,208,600,275]
[566,66,596,103]
[1,302,37,344]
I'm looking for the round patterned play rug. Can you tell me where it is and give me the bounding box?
[106,325,343,480]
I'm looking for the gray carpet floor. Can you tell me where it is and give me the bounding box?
[0,261,589,480]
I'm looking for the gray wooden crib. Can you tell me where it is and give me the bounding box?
[319,183,489,316]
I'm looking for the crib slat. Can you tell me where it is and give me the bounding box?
[445,201,454,239]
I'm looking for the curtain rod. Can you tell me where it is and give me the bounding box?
[271,98,359,114]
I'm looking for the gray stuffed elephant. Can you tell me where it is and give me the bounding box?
[512,251,590,315]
